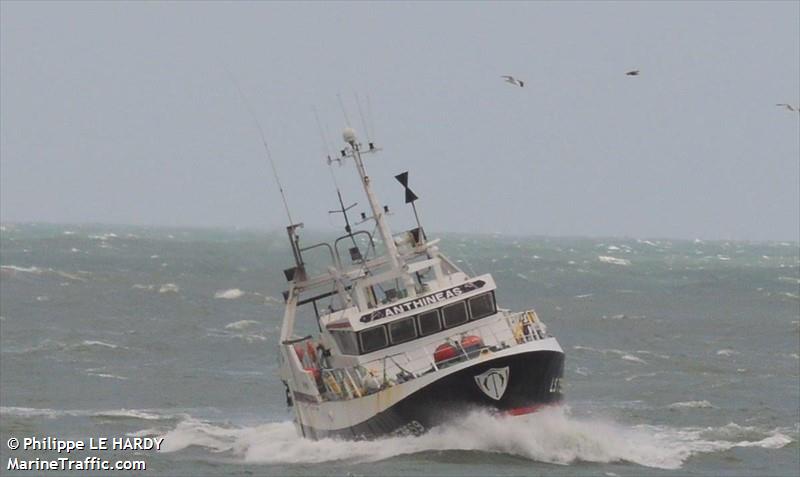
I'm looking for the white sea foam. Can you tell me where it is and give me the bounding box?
[72,340,123,351]
[88,232,118,241]
[225,320,260,330]
[621,354,648,364]
[0,265,88,282]
[668,400,714,409]
[716,349,739,357]
[132,284,155,290]
[147,409,793,470]
[0,265,42,274]
[87,372,129,380]
[625,372,659,382]
[0,407,174,421]
[159,283,180,294]
[215,288,245,300]
[598,256,631,266]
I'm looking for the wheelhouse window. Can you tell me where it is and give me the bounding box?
[468,292,496,320]
[388,317,417,344]
[442,301,468,328]
[359,326,388,354]
[417,309,442,336]
[330,330,359,355]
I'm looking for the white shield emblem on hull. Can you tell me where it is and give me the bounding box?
[474,367,510,400]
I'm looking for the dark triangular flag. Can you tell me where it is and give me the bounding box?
[395,171,418,203]
[394,172,409,187]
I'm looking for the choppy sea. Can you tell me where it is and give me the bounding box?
[1,223,798,476]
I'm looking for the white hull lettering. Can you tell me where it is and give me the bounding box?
[360,280,486,323]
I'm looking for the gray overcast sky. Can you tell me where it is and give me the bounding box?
[1,1,798,241]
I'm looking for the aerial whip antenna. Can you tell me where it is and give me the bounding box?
[354,92,372,145]
[336,93,352,128]
[366,94,376,144]
[227,69,295,225]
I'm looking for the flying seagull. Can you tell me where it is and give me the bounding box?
[501,75,524,87]
[776,103,798,112]
[625,70,640,76]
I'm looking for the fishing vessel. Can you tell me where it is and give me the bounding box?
[277,127,564,440]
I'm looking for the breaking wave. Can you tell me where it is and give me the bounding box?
[0,406,181,422]
[224,320,260,330]
[668,400,714,409]
[143,408,793,470]
[215,288,245,300]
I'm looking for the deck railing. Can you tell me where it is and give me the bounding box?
[311,310,548,402]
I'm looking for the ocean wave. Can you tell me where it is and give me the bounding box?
[0,265,89,282]
[716,349,739,357]
[598,256,631,266]
[0,407,179,421]
[145,409,794,470]
[668,400,714,409]
[0,265,41,274]
[88,233,118,241]
[71,340,124,351]
[206,329,268,343]
[224,320,260,330]
[2,339,127,355]
[86,373,129,380]
[159,283,180,294]
[621,354,648,365]
[215,289,245,300]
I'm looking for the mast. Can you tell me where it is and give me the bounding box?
[342,128,416,297]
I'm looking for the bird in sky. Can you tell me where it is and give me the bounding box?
[776,103,798,112]
[625,70,640,76]
[501,75,524,87]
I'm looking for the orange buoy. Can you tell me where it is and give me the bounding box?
[434,343,457,363]
[461,335,484,357]
[461,335,483,350]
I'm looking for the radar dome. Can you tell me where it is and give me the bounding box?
[342,127,357,145]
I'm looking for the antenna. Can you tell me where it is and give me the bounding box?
[313,107,334,162]
[366,94,376,144]
[336,93,352,128]
[226,70,295,225]
[354,92,372,144]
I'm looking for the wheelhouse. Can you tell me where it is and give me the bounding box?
[329,291,498,356]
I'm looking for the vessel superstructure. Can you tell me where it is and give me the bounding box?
[277,127,564,439]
